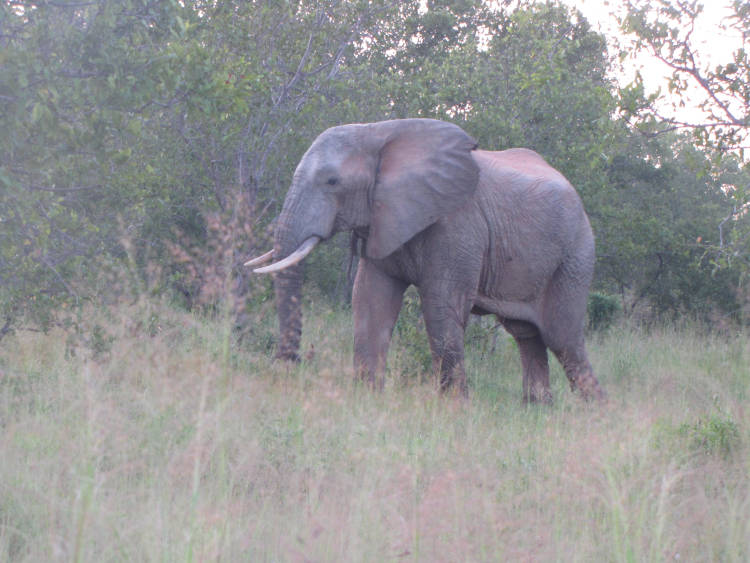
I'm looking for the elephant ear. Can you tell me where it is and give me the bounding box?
[367,119,480,260]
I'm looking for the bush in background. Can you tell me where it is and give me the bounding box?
[588,292,621,332]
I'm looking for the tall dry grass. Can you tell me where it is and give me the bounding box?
[0,300,748,561]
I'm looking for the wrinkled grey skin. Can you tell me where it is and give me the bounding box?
[269,118,604,402]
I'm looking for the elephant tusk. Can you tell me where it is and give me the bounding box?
[253,236,320,274]
[243,249,274,267]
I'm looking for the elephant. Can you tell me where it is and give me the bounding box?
[246,118,605,403]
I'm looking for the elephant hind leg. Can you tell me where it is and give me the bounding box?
[541,261,605,401]
[502,319,552,404]
[550,343,606,401]
[518,334,552,404]
[419,291,472,397]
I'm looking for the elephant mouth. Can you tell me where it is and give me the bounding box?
[245,236,320,274]
[333,214,355,232]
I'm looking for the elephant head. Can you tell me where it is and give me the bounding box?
[246,119,479,360]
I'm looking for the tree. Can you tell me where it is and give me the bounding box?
[0,0,401,333]
[619,0,749,152]
[3,0,744,333]
[594,131,745,319]
[0,1,193,332]
[618,0,750,284]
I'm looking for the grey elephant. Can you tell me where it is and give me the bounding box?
[246,118,605,402]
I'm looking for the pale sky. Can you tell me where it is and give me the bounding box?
[563,0,746,123]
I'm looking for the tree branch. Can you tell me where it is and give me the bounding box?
[651,47,745,127]
[0,316,13,343]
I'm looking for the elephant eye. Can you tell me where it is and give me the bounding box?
[326,177,338,186]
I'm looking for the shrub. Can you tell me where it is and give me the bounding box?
[679,413,741,458]
[588,292,621,331]
[165,190,269,331]
[653,411,742,459]
[393,287,432,379]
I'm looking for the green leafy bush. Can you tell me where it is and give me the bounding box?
[679,414,741,458]
[653,411,742,459]
[393,288,432,379]
[588,292,621,331]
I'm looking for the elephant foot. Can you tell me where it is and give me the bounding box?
[275,350,301,363]
[356,370,385,391]
[440,384,469,400]
[572,375,607,403]
[523,386,553,406]
[438,374,469,399]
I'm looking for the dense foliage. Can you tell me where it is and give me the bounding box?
[619,0,750,285]
[1,0,748,336]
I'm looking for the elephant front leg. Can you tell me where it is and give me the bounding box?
[352,259,407,389]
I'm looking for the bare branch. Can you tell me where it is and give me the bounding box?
[28,184,102,193]
[0,316,13,343]
[650,47,745,127]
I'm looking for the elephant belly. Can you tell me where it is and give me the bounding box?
[472,294,541,326]
[475,255,560,327]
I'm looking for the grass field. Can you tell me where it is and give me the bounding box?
[1,300,748,561]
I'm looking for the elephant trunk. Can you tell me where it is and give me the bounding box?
[264,176,337,361]
[268,186,324,361]
[274,264,304,361]
[271,199,306,361]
